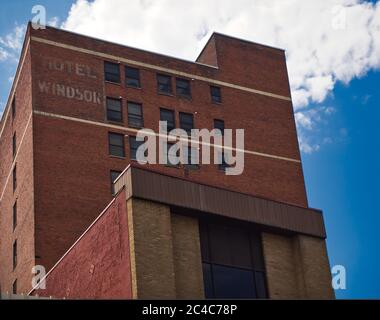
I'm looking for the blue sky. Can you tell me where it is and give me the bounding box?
[0,0,379,299]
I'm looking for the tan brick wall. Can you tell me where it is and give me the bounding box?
[262,232,334,299]
[171,213,204,299]
[127,198,204,299]
[296,235,335,299]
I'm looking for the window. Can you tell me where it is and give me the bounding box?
[200,222,267,299]
[104,61,120,83]
[166,143,179,167]
[12,133,16,158]
[12,165,17,192]
[12,97,16,119]
[210,85,222,103]
[160,108,175,133]
[12,280,17,295]
[13,201,17,231]
[128,102,143,128]
[13,240,17,270]
[214,119,225,135]
[176,78,191,98]
[125,66,141,88]
[179,112,194,135]
[184,146,199,170]
[106,98,123,122]
[129,136,145,161]
[218,152,230,172]
[108,133,125,157]
[157,74,172,94]
[110,170,122,194]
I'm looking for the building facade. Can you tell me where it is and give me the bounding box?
[0,23,334,298]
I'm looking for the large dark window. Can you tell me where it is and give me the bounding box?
[106,98,123,122]
[13,201,17,231]
[110,170,122,194]
[128,102,143,128]
[12,165,17,192]
[179,112,194,135]
[176,78,191,98]
[108,133,125,157]
[157,74,172,94]
[13,240,17,270]
[104,61,120,83]
[160,108,175,133]
[210,85,222,103]
[200,221,267,299]
[125,66,141,88]
[166,143,179,167]
[12,133,16,158]
[214,119,225,135]
[129,136,145,161]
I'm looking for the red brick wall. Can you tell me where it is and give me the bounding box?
[0,40,35,294]
[33,190,133,299]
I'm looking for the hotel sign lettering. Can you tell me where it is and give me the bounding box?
[38,58,103,105]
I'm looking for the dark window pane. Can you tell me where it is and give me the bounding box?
[184,146,199,170]
[13,240,17,269]
[106,98,122,122]
[13,166,17,192]
[212,265,256,299]
[125,66,140,88]
[157,74,172,94]
[218,152,230,171]
[128,102,143,128]
[13,202,17,231]
[12,97,16,119]
[199,223,210,262]
[160,108,175,132]
[214,119,225,135]
[210,86,222,103]
[208,224,233,266]
[104,61,120,83]
[176,78,191,98]
[13,133,16,158]
[229,228,252,269]
[179,112,194,135]
[108,133,125,157]
[250,232,265,271]
[255,271,268,299]
[166,143,179,166]
[129,136,144,161]
[202,263,214,299]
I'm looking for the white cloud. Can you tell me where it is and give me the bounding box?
[45,0,380,154]
[0,24,26,62]
[62,0,380,110]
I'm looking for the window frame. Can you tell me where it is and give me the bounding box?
[214,119,225,136]
[129,136,145,162]
[157,73,173,95]
[108,132,125,158]
[104,61,121,84]
[106,97,123,123]
[176,77,191,99]
[127,102,144,128]
[160,108,176,133]
[210,85,222,104]
[179,112,194,136]
[125,66,141,88]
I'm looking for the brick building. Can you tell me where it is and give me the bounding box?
[0,23,334,299]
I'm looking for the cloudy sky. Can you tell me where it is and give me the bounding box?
[0,0,379,298]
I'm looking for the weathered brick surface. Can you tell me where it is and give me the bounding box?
[129,198,176,299]
[262,232,334,299]
[171,213,204,299]
[33,190,132,299]
[0,42,35,294]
